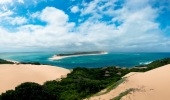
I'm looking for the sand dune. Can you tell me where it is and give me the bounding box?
[0,64,70,94]
[89,64,170,100]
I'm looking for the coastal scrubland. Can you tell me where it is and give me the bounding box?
[0,58,170,100]
[0,59,14,64]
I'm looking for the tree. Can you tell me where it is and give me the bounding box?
[1,82,56,100]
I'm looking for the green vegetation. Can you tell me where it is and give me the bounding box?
[42,67,124,100]
[20,62,41,65]
[0,67,124,100]
[146,58,170,69]
[112,88,135,100]
[0,59,41,65]
[1,58,170,100]
[0,59,14,64]
[0,82,56,100]
[135,58,170,71]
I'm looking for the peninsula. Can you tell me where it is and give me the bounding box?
[49,51,108,60]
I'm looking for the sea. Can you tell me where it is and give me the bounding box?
[0,52,170,69]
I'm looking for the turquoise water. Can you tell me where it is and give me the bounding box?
[0,52,170,69]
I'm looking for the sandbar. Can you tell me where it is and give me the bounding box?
[49,52,108,60]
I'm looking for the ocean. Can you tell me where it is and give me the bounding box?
[0,52,170,69]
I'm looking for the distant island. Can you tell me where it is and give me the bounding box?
[56,51,107,56]
[49,51,108,60]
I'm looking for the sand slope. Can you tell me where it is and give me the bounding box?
[89,64,170,100]
[0,64,70,94]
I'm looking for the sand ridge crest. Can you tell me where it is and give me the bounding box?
[0,64,70,94]
[89,64,170,100]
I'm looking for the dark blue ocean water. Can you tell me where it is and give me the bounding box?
[0,52,170,69]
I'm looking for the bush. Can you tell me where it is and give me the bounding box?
[1,82,56,100]
[0,59,14,64]
[20,62,41,65]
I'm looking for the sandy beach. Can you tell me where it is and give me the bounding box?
[0,64,70,94]
[49,52,108,60]
[49,55,69,60]
[89,64,170,100]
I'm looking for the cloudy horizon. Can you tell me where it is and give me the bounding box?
[0,0,170,52]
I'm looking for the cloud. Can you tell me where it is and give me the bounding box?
[0,7,77,51]
[77,0,170,51]
[18,0,24,4]
[0,10,13,17]
[80,0,99,15]
[10,17,27,25]
[40,7,69,25]
[0,0,170,52]
[0,0,24,5]
[0,0,46,8]
[0,0,12,4]
[71,6,79,13]
[0,10,27,26]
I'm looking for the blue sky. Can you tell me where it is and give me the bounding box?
[0,0,170,52]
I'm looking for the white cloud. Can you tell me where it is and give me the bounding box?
[71,6,79,13]
[0,7,77,51]
[0,0,24,5]
[10,17,27,25]
[0,0,12,4]
[0,0,45,8]
[77,0,170,51]
[0,10,27,26]
[30,11,40,18]
[0,10,13,17]
[81,0,99,15]
[18,0,24,4]
[0,0,170,52]
[40,7,68,26]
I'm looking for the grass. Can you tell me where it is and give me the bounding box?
[112,88,135,100]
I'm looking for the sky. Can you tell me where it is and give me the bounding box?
[0,0,170,52]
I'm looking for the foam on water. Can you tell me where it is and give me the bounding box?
[139,61,152,65]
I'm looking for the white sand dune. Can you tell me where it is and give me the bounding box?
[89,64,170,100]
[0,64,70,94]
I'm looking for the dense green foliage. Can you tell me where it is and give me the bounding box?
[42,67,123,99]
[146,58,170,69]
[1,58,170,100]
[20,62,41,65]
[0,59,14,64]
[0,59,41,65]
[135,58,170,71]
[0,82,56,100]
